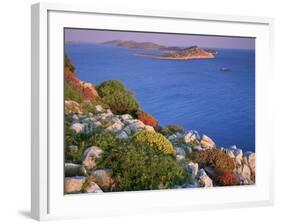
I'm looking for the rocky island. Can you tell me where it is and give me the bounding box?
[64,53,255,194]
[136,46,215,60]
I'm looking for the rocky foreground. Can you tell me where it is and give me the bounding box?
[64,100,255,194]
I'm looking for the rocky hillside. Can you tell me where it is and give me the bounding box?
[64,54,255,194]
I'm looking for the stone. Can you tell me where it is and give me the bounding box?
[175,147,186,156]
[95,105,104,113]
[84,182,103,193]
[186,180,199,188]
[72,114,80,121]
[116,131,129,139]
[186,162,199,179]
[105,120,124,133]
[91,169,114,192]
[185,146,193,154]
[122,125,132,136]
[197,169,213,187]
[233,149,243,165]
[176,155,185,161]
[70,122,85,133]
[65,100,81,114]
[200,134,216,149]
[184,131,198,144]
[127,120,145,133]
[82,146,103,170]
[193,145,204,151]
[64,176,85,193]
[241,164,251,180]
[144,125,155,132]
[244,152,256,177]
[65,163,87,177]
[226,149,235,159]
[120,114,133,121]
[168,134,178,141]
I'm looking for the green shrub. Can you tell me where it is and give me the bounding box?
[96,80,140,115]
[98,142,190,191]
[65,81,83,103]
[64,125,120,163]
[64,53,75,72]
[133,131,175,155]
[194,149,235,174]
[160,124,184,136]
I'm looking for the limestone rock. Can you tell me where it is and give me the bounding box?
[91,169,114,191]
[70,122,86,133]
[144,125,155,132]
[95,105,104,113]
[82,146,103,170]
[64,176,85,193]
[65,100,81,114]
[116,130,129,139]
[200,134,216,149]
[84,182,103,193]
[197,169,213,187]
[186,162,199,179]
[65,163,87,177]
[184,131,199,144]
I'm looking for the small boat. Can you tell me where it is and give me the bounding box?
[220,67,231,72]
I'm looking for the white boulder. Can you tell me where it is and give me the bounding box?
[200,134,216,149]
[82,146,103,170]
[83,182,103,193]
[70,123,85,133]
[64,176,85,193]
[197,169,213,187]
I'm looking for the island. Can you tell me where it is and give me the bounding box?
[102,40,165,50]
[135,46,216,60]
[102,40,217,60]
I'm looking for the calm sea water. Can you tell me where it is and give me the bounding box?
[65,44,255,152]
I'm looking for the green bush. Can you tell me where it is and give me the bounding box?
[96,80,140,115]
[64,126,119,163]
[133,131,175,155]
[65,81,83,103]
[194,149,235,174]
[98,142,190,191]
[160,124,184,136]
[64,53,75,72]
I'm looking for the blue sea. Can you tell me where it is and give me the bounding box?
[65,44,255,152]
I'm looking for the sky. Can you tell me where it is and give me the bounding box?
[65,28,255,50]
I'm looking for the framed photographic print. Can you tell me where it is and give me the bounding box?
[31,2,274,221]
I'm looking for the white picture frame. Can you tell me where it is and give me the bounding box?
[31,2,275,221]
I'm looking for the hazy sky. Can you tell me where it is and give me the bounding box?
[65,28,255,50]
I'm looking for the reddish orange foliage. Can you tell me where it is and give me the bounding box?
[65,70,97,101]
[137,111,158,129]
[215,172,239,186]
